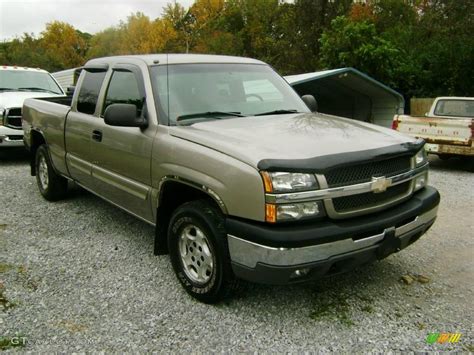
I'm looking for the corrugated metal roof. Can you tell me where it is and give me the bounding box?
[285,68,348,83]
[284,67,404,102]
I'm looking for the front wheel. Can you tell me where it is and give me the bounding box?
[168,200,240,303]
[35,144,68,201]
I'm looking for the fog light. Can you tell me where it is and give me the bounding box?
[414,173,428,191]
[290,268,310,279]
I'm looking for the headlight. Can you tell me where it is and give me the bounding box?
[276,201,324,221]
[415,148,427,166]
[261,171,324,222]
[261,172,318,192]
[265,201,325,223]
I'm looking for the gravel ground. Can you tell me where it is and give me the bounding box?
[1,148,473,352]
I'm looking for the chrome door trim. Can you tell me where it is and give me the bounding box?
[91,164,150,201]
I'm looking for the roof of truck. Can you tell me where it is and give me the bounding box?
[1,65,49,73]
[434,96,474,101]
[86,54,266,66]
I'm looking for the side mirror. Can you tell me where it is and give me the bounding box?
[66,86,75,96]
[104,103,147,128]
[301,95,318,112]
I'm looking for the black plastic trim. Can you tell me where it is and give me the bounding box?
[257,140,424,173]
[83,63,109,72]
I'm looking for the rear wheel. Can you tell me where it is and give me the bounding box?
[168,200,240,303]
[35,144,68,201]
[461,156,474,172]
[438,154,452,161]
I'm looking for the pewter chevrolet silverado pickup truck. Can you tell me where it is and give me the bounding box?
[22,54,440,303]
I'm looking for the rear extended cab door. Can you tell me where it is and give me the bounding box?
[65,64,109,188]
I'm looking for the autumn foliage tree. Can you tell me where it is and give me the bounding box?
[41,21,87,70]
[1,0,472,98]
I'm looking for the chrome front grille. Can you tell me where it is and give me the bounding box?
[325,156,411,188]
[5,107,22,129]
[332,181,412,213]
[321,155,417,218]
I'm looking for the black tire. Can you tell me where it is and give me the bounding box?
[461,156,474,172]
[35,144,68,201]
[438,154,452,161]
[168,199,240,303]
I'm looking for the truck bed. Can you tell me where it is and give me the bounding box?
[22,98,71,174]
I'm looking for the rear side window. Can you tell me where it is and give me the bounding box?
[103,70,144,114]
[77,71,106,114]
[434,99,474,118]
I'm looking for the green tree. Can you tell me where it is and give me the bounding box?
[41,21,87,70]
[320,16,401,86]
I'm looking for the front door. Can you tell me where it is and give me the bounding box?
[88,66,155,222]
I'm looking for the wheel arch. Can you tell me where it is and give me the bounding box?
[29,130,47,176]
[154,177,228,255]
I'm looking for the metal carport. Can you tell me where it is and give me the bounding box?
[285,68,404,128]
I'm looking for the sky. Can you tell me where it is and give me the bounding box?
[0,0,194,41]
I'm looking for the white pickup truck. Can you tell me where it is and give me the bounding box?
[392,97,473,159]
[0,66,65,147]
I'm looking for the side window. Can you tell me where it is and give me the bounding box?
[104,71,144,115]
[77,71,106,114]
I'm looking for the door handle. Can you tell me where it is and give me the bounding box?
[92,130,103,142]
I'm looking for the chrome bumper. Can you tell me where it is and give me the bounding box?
[228,205,438,269]
[0,135,24,147]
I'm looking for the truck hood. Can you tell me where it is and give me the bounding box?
[169,113,418,170]
[0,91,63,109]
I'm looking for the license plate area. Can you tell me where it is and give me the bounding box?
[425,143,439,152]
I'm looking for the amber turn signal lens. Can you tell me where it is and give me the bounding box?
[265,203,277,223]
[260,171,273,193]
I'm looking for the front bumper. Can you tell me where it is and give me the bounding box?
[227,186,440,285]
[0,126,24,147]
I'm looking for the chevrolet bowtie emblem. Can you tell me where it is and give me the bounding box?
[371,176,390,193]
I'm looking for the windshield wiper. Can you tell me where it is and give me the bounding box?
[176,111,245,123]
[18,87,60,94]
[0,87,16,91]
[254,109,300,116]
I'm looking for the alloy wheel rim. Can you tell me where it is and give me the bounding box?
[178,224,214,284]
[38,155,49,190]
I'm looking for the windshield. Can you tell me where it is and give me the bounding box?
[434,99,474,118]
[150,64,309,125]
[0,70,63,94]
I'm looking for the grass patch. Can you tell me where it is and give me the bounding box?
[361,304,374,313]
[416,322,426,330]
[0,288,16,311]
[56,320,88,333]
[0,336,26,350]
[310,293,354,326]
[0,263,14,273]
